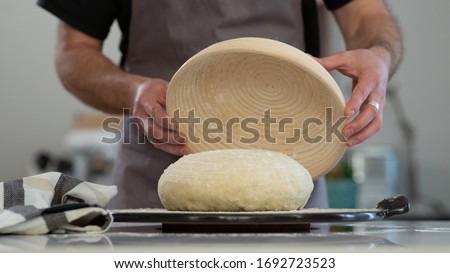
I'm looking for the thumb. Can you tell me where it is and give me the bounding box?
[314,52,346,72]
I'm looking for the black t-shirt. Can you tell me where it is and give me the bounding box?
[37,0,351,66]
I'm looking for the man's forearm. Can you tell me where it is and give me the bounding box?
[55,23,145,114]
[347,13,402,76]
[334,0,403,76]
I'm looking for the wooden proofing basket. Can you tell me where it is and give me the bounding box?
[166,37,347,180]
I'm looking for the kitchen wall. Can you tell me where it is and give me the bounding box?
[0,0,121,181]
[1,1,449,215]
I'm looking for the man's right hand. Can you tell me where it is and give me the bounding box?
[55,22,188,156]
[132,78,188,156]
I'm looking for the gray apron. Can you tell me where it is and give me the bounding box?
[110,0,329,209]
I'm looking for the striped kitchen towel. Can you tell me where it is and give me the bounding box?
[0,172,117,235]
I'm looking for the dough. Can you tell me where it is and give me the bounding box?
[158,149,313,211]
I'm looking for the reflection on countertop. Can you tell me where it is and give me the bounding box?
[1,220,450,253]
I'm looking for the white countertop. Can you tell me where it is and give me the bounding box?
[1,220,450,253]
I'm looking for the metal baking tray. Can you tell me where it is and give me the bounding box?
[110,195,409,224]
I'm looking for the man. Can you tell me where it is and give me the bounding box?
[37,0,402,209]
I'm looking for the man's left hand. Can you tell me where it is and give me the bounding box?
[316,46,390,146]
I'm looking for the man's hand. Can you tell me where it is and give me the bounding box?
[132,78,188,155]
[318,0,402,146]
[316,47,389,146]
[55,22,188,156]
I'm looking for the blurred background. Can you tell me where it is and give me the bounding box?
[1,0,449,218]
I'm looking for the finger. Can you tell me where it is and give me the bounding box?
[138,79,174,129]
[150,123,186,145]
[346,115,383,147]
[130,113,150,134]
[143,102,177,130]
[151,80,170,105]
[343,104,378,139]
[315,52,348,72]
[345,74,377,117]
[316,52,365,91]
[343,92,384,139]
[150,78,169,93]
[153,142,190,156]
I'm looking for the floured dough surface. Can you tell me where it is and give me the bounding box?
[158,149,314,211]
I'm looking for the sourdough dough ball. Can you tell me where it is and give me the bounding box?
[158,149,313,211]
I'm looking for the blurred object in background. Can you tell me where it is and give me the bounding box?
[63,113,121,185]
[327,146,399,209]
[326,152,357,208]
[28,150,73,175]
[351,145,398,209]
[387,85,450,219]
